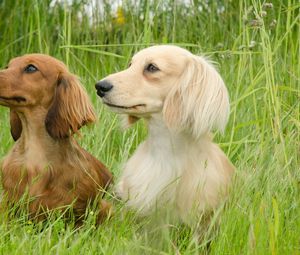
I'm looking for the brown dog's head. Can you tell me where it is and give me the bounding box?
[0,54,96,140]
[95,45,230,137]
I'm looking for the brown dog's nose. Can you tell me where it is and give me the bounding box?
[95,80,113,98]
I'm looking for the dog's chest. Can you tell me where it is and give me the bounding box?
[1,143,51,199]
[117,137,187,213]
[21,140,49,171]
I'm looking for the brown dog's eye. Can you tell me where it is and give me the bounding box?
[24,64,38,73]
[145,63,159,73]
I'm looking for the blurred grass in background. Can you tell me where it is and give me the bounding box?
[0,0,299,254]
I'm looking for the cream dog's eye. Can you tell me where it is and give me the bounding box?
[145,63,159,73]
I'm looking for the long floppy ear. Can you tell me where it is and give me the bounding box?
[163,55,230,138]
[45,72,96,139]
[10,110,22,141]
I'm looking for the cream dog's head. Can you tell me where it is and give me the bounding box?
[96,45,230,137]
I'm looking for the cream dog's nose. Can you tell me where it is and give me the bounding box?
[95,80,113,97]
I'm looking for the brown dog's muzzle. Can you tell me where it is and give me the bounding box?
[0,71,26,106]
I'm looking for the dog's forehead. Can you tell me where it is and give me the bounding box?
[9,54,66,71]
[132,46,190,64]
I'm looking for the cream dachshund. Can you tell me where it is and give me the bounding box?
[96,45,234,223]
[0,54,112,223]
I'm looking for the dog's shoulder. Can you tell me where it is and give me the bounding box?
[78,145,113,189]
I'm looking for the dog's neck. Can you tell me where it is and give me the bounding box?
[146,113,206,155]
[15,109,70,157]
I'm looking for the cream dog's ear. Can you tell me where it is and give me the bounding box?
[163,55,230,138]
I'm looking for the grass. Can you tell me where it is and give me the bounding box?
[0,0,299,254]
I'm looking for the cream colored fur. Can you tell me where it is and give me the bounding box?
[98,45,234,222]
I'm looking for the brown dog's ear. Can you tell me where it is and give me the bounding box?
[10,110,22,141]
[45,72,96,139]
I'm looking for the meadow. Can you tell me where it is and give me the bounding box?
[0,0,299,254]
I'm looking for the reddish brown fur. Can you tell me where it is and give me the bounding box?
[10,110,22,141]
[0,54,113,223]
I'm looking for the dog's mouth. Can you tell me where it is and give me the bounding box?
[104,102,145,110]
[0,96,26,103]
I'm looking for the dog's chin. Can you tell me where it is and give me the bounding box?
[0,96,26,106]
[103,101,146,114]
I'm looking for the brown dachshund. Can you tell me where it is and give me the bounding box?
[0,54,113,223]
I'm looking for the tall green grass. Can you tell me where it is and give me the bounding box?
[0,0,299,254]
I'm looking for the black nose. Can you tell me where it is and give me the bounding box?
[95,80,113,97]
